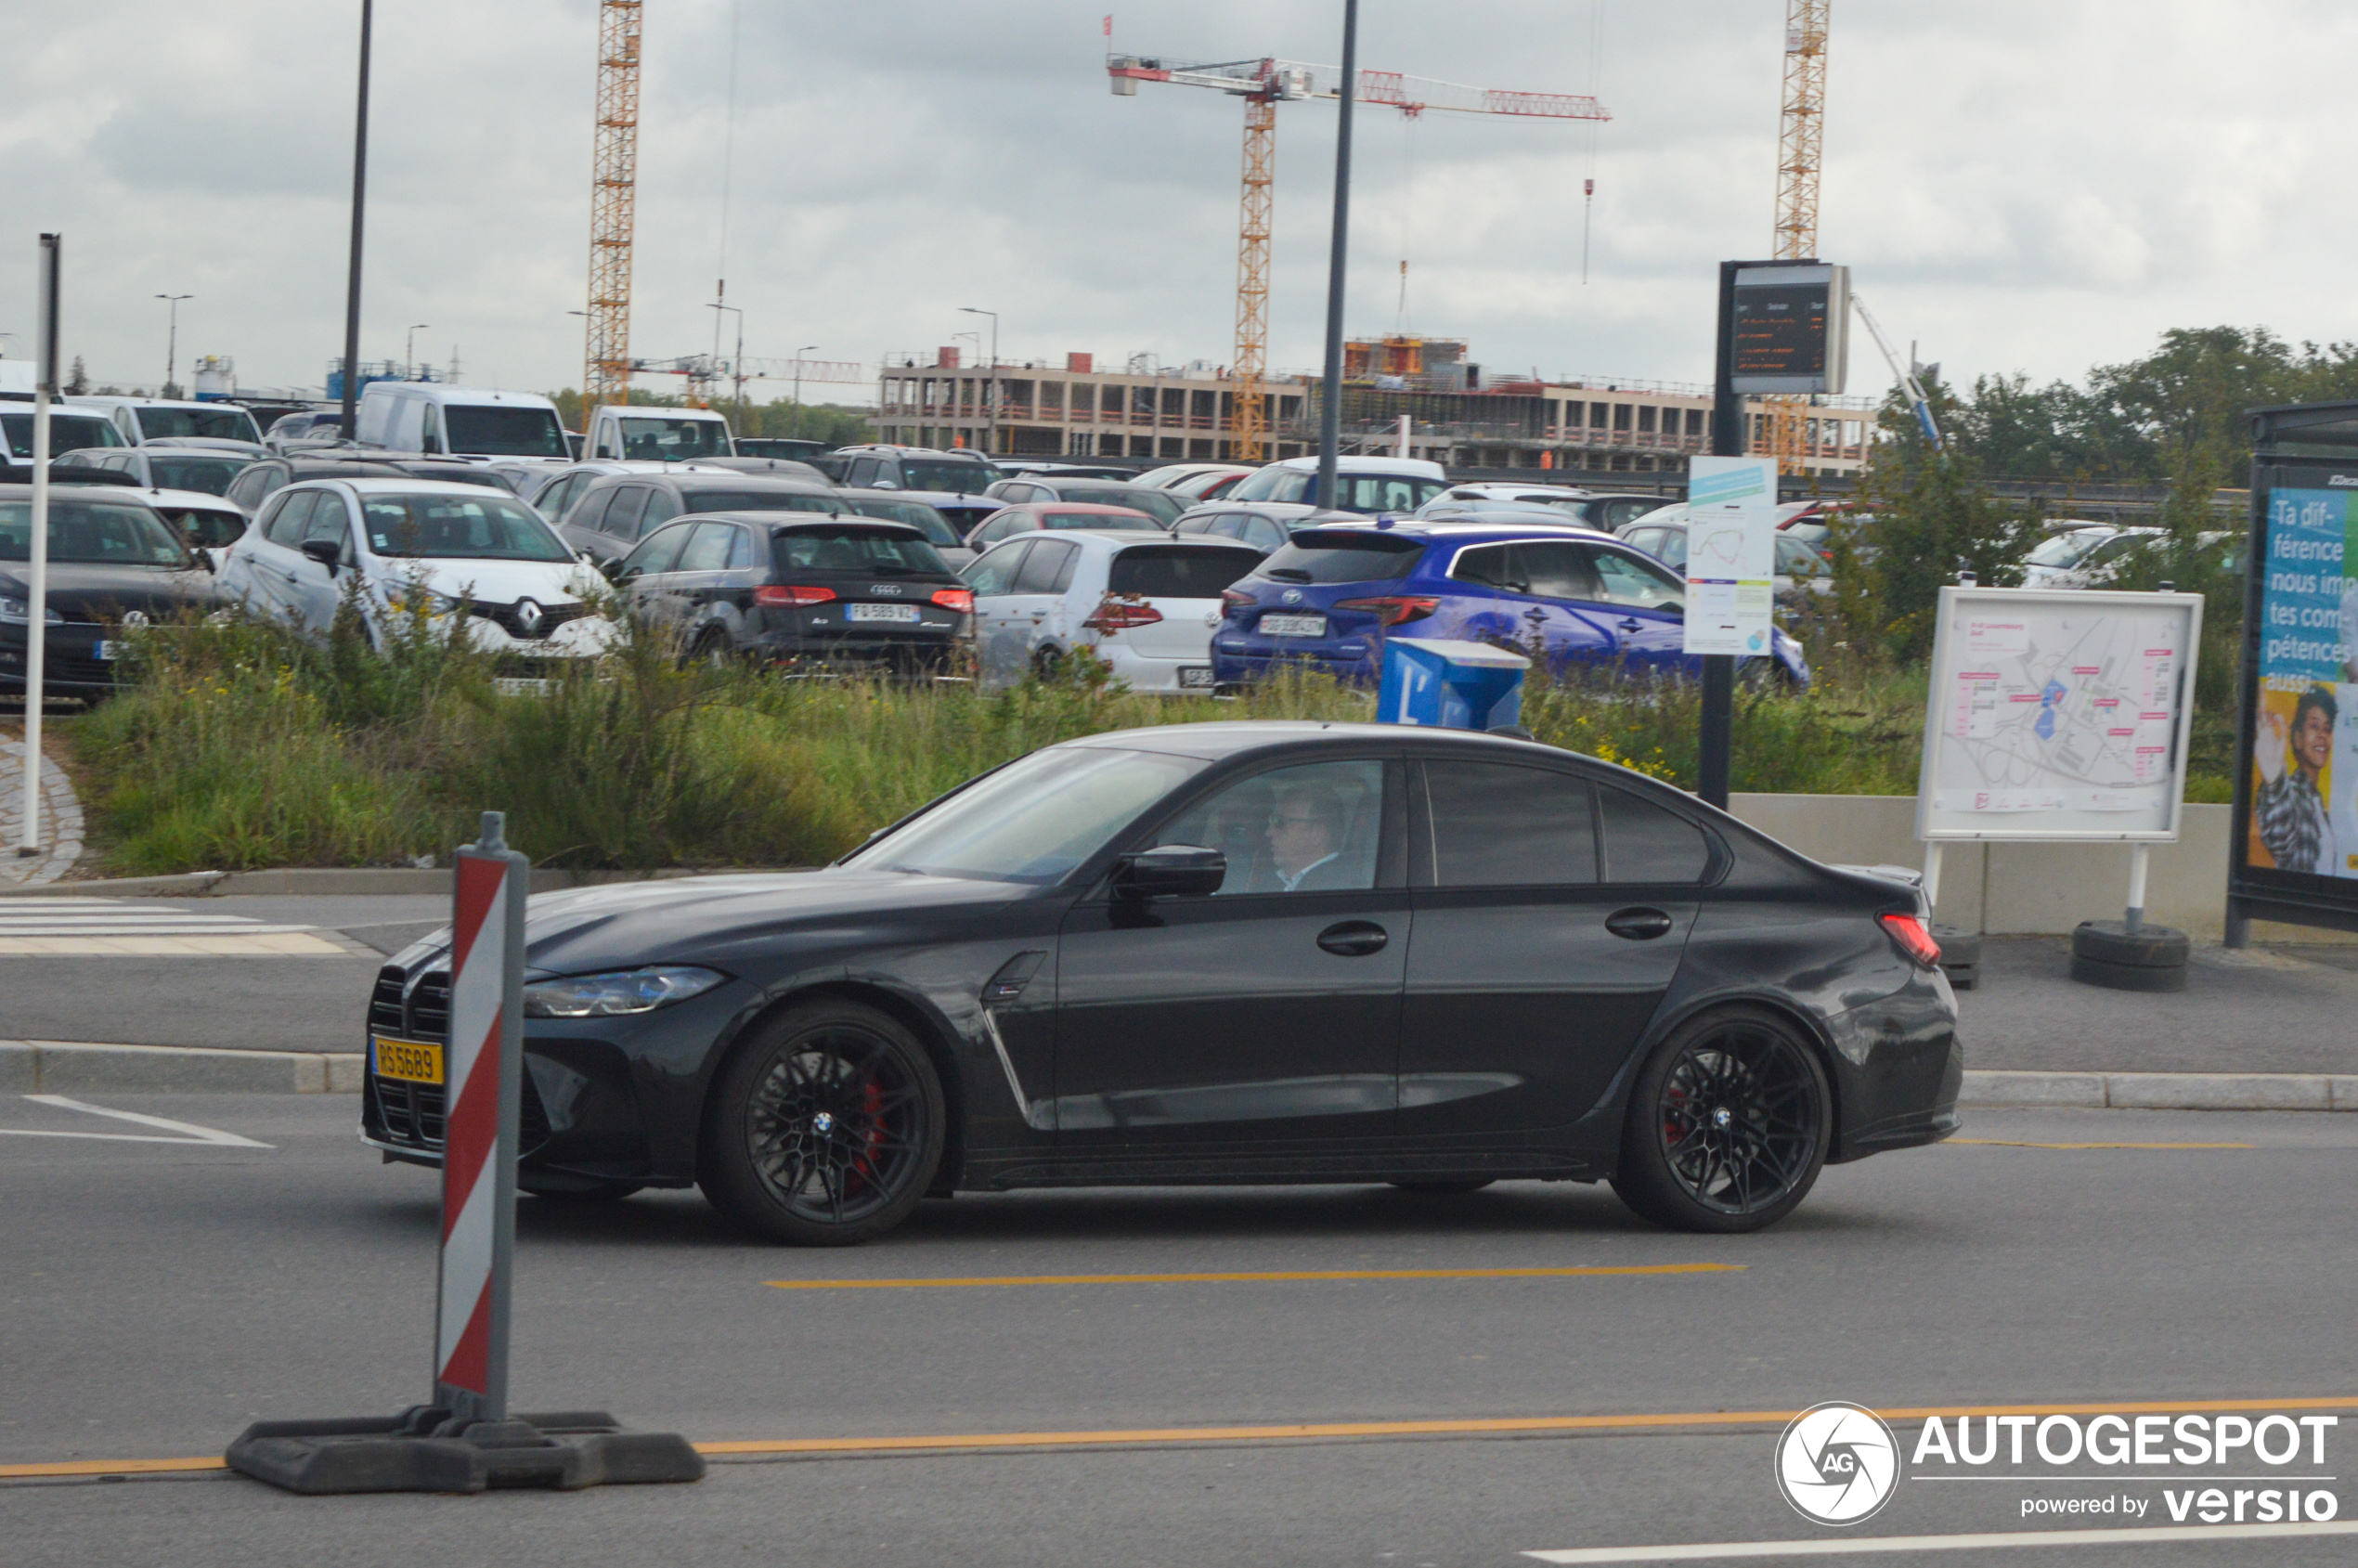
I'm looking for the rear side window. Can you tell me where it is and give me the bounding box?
[1599,786,1711,883]
[604,486,652,540]
[1260,532,1426,585]
[1581,546,1684,612]
[1109,545,1263,599]
[771,525,948,575]
[568,485,614,531]
[964,539,1030,596]
[677,522,739,572]
[1014,538,1078,594]
[1421,762,1597,888]
[622,521,693,577]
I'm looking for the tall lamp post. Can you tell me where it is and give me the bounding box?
[405,323,429,381]
[792,343,817,437]
[1315,0,1360,509]
[339,0,374,435]
[706,301,744,431]
[154,294,192,397]
[959,307,999,457]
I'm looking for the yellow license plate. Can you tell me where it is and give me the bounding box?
[374,1037,445,1085]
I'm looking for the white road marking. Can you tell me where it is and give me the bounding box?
[0,899,356,954]
[1523,1521,2358,1562]
[0,1095,272,1148]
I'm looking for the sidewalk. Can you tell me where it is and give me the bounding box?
[0,739,83,889]
[1957,937,2358,1075]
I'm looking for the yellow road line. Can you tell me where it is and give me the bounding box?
[767,1264,1742,1290]
[1950,1139,2256,1150]
[11,1395,2358,1481]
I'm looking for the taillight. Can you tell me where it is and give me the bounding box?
[1879,912,1942,967]
[1221,589,1255,613]
[1082,597,1165,633]
[931,588,975,613]
[755,585,836,607]
[1334,595,1440,628]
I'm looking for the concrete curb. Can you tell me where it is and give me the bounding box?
[1962,1069,2358,1112]
[0,865,810,898]
[0,1042,364,1095]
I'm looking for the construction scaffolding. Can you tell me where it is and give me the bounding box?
[1766,0,1830,474]
[584,0,643,409]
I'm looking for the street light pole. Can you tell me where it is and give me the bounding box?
[155,294,191,396]
[793,344,817,437]
[339,0,373,436]
[1315,0,1359,510]
[405,324,429,381]
[705,302,745,435]
[960,307,998,458]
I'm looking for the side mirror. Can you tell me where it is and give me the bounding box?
[872,479,899,490]
[298,538,343,573]
[1113,844,1225,900]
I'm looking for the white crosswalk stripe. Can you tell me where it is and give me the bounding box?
[0,900,362,956]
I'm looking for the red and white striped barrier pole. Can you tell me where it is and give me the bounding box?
[434,811,528,1424]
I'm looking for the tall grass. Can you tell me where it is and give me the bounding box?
[71,608,2206,874]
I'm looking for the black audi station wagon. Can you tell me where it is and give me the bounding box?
[364,723,1962,1244]
[615,512,971,670]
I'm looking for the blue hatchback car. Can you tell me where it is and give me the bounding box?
[1211,520,1810,691]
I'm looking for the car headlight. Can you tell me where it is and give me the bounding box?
[522,965,729,1017]
[382,588,462,616]
[0,597,64,626]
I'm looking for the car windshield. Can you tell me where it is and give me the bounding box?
[841,499,963,547]
[133,406,259,443]
[443,406,567,458]
[3,413,124,458]
[2027,530,2110,567]
[1060,486,1185,525]
[682,489,840,514]
[771,525,949,576]
[901,460,999,494]
[0,499,189,565]
[848,745,1208,885]
[160,506,246,550]
[1044,510,1160,532]
[1258,532,1427,584]
[146,455,250,496]
[615,417,732,460]
[360,493,573,560]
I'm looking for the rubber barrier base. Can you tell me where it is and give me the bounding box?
[226,1406,705,1495]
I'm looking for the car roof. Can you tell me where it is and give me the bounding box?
[1018,529,1261,553]
[1286,519,1653,550]
[1059,720,1561,762]
[1263,454,1448,478]
[302,477,536,497]
[691,511,924,537]
[997,501,1155,515]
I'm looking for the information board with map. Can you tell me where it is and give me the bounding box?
[1915,585,2202,842]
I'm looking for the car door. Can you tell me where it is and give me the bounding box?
[1054,756,1408,1146]
[1396,758,1708,1138]
[560,484,618,558]
[284,488,356,631]
[667,520,743,640]
[1442,541,1615,664]
[964,538,1034,689]
[235,488,319,619]
[616,520,696,630]
[1576,542,1691,674]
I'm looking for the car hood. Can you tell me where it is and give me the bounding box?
[398,867,1041,976]
[394,558,603,604]
[0,564,219,619]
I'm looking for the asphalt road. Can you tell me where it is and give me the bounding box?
[3,1095,2352,1564]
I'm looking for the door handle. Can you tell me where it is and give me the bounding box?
[1616,617,1643,633]
[1605,907,1675,940]
[1316,920,1389,957]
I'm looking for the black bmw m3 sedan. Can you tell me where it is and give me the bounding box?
[364,722,1961,1244]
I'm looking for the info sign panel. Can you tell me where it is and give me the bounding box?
[1728,263,1849,395]
[1680,456,1779,656]
[1915,585,2201,843]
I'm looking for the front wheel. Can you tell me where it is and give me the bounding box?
[1609,1005,1831,1234]
[698,1000,946,1246]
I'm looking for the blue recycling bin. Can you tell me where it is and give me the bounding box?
[1377,638,1529,731]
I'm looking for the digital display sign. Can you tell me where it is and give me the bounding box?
[1727,263,1847,395]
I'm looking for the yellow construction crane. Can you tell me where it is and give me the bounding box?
[1767,0,1829,474]
[1110,55,1607,464]
[585,0,643,413]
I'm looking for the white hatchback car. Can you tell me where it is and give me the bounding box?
[963,530,1265,693]
[217,478,615,659]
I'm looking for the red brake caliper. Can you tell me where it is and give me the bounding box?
[849,1077,886,1192]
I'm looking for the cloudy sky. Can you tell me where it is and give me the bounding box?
[1,0,2350,403]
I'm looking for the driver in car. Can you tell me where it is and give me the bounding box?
[1266,779,1355,892]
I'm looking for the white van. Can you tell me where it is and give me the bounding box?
[585,404,734,461]
[65,395,265,449]
[355,383,570,461]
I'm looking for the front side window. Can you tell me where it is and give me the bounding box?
[360,493,572,561]
[963,539,1031,597]
[441,406,567,458]
[1422,761,1598,888]
[1581,546,1684,613]
[265,490,320,547]
[676,522,741,573]
[1152,759,1383,895]
[620,521,693,578]
[849,745,1208,886]
[0,499,191,566]
[602,486,652,539]
[1013,538,1077,594]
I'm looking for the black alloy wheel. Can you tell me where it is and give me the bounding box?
[1611,1005,1830,1234]
[1031,645,1065,682]
[699,1000,945,1246]
[690,628,738,670]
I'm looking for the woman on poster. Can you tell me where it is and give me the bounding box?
[2255,685,2338,875]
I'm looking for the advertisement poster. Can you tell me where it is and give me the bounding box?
[1680,455,1778,656]
[2247,486,2358,877]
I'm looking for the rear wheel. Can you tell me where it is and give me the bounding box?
[1610,1005,1831,1234]
[698,1000,946,1246]
[1032,645,1065,682]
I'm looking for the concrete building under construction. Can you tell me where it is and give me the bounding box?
[873,336,1876,477]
